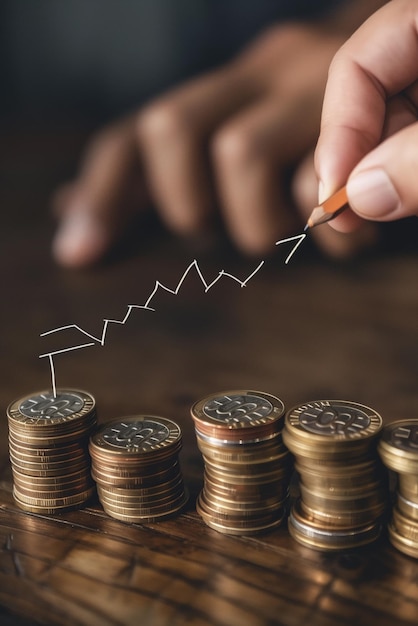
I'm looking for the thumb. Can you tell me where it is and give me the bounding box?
[346,122,418,222]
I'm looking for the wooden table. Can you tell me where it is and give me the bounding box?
[1,126,418,626]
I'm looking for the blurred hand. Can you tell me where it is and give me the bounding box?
[53,22,377,268]
[315,0,418,233]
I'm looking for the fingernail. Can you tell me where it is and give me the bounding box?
[53,212,105,266]
[347,169,400,219]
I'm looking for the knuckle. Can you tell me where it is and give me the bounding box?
[327,48,345,80]
[212,124,257,168]
[136,98,189,144]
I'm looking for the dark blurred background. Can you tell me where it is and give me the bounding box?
[2,0,416,258]
[1,0,343,127]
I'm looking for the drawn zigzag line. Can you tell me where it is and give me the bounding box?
[39,259,264,353]
[39,233,306,359]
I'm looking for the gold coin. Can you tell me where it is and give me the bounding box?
[294,457,383,479]
[97,481,185,505]
[203,456,291,475]
[398,474,418,503]
[8,445,88,465]
[195,429,285,450]
[300,499,386,529]
[282,435,375,463]
[100,491,188,523]
[392,507,418,541]
[285,400,382,446]
[204,478,290,497]
[12,481,95,500]
[7,389,96,429]
[197,440,290,465]
[90,455,176,477]
[299,476,386,500]
[205,462,291,485]
[195,513,285,536]
[288,448,373,468]
[204,474,289,501]
[97,473,183,495]
[196,493,285,535]
[191,390,285,441]
[288,500,381,551]
[8,445,88,467]
[202,489,286,513]
[388,522,418,558]
[296,474,384,493]
[10,459,90,478]
[13,499,90,515]
[12,472,92,493]
[197,490,283,520]
[11,466,91,486]
[90,415,182,458]
[8,438,88,456]
[13,485,95,509]
[379,420,418,474]
[8,412,97,436]
[98,485,186,509]
[91,461,180,487]
[195,428,286,450]
[299,482,387,514]
[378,455,418,475]
[8,428,96,448]
[90,441,182,467]
[397,493,418,521]
[282,433,375,462]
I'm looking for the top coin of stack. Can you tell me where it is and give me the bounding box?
[378,419,418,558]
[191,390,292,535]
[283,400,387,551]
[89,415,188,523]
[7,389,97,513]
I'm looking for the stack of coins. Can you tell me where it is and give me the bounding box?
[378,419,418,558]
[7,389,97,513]
[191,390,291,536]
[283,400,387,551]
[89,415,188,523]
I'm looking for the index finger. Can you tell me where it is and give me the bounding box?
[315,0,418,202]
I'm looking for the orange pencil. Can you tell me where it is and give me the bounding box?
[304,186,349,230]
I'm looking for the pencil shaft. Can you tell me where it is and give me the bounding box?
[306,186,349,229]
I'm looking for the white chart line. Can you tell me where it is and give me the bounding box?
[39,233,307,395]
[277,233,307,264]
[39,342,95,398]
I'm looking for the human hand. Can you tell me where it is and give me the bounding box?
[315,0,418,233]
[52,22,376,268]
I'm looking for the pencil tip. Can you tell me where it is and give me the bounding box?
[303,223,309,232]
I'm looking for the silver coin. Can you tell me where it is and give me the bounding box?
[203,393,273,425]
[288,501,381,550]
[286,400,382,440]
[8,389,95,426]
[19,391,84,419]
[91,415,181,454]
[382,420,418,453]
[192,390,285,430]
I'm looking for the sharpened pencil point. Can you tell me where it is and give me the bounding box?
[305,186,349,230]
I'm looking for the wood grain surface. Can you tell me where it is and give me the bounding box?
[1,126,418,626]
